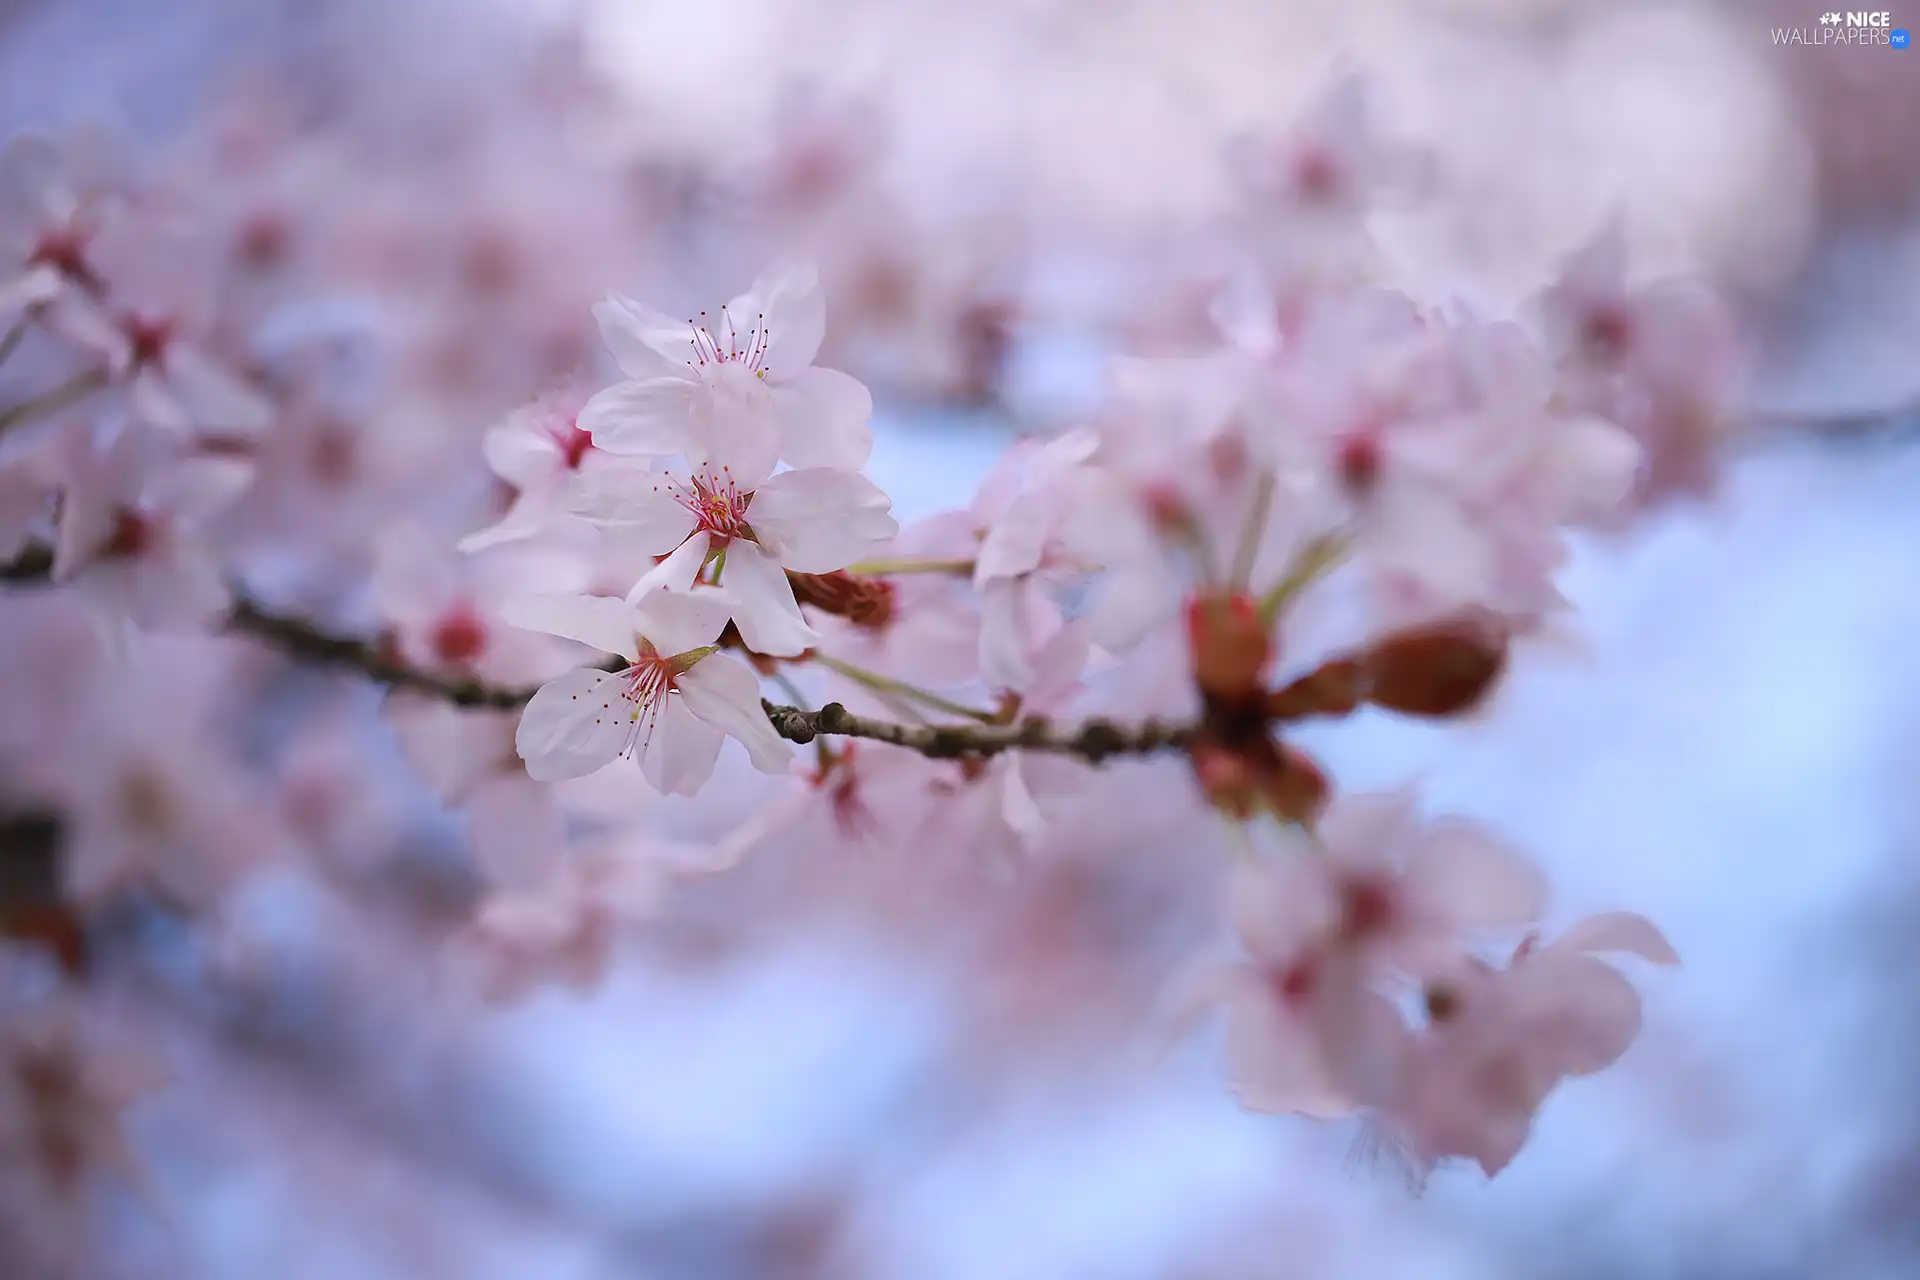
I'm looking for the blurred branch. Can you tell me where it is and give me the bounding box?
[1744,395,1920,450]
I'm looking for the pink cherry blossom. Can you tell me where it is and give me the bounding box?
[1213,857,1410,1119]
[459,383,622,552]
[1534,216,1742,508]
[1378,911,1677,1179]
[0,129,120,327]
[579,262,874,472]
[968,427,1100,690]
[567,443,898,659]
[51,421,254,636]
[506,585,791,791]
[370,520,585,684]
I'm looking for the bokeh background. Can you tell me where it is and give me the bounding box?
[2,0,1918,1275]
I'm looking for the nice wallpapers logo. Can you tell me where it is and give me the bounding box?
[1775,10,1911,45]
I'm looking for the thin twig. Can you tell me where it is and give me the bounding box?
[0,367,110,438]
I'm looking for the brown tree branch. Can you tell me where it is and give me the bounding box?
[759,700,1191,762]
[1,544,1195,764]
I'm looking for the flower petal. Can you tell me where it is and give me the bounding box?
[143,456,254,526]
[1404,818,1547,932]
[697,363,780,489]
[676,651,792,774]
[1554,911,1679,965]
[567,463,698,550]
[737,262,825,381]
[631,583,732,656]
[718,540,818,657]
[628,531,710,599]
[748,466,898,573]
[516,668,631,782]
[160,344,274,435]
[639,695,724,796]
[594,294,695,380]
[500,592,639,660]
[577,378,701,457]
[772,365,873,470]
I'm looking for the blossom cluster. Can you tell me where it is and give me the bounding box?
[0,60,1742,1260]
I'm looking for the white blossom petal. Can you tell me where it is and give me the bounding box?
[594,294,695,380]
[771,366,873,470]
[738,262,825,381]
[748,467,897,573]
[676,652,791,775]
[501,592,640,660]
[629,531,710,599]
[640,695,724,796]
[516,668,631,782]
[567,463,698,550]
[577,377,702,457]
[697,363,780,490]
[631,584,732,656]
[719,540,818,657]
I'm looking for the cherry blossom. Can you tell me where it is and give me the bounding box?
[1534,216,1742,508]
[507,586,791,791]
[567,427,899,658]
[967,427,1101,690]
[579,262,875,472]
[459,383,620,552]
[51,420,254,636]
[0,130,119,328]
[0,954,165,1278]
[370,520,586,683]
[1378,911,1678,1179]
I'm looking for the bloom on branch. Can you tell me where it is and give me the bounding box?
[580,262,874,472]
[51,420,253,636]
[507,586,790,792]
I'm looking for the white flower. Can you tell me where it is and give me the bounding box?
[506,587,791,793]
[580,261,874,472]
[568,440,897,660]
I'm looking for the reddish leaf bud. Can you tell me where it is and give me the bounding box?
[1265,657,1366,721]
[1266,742,1329,826]
[1185,591,1273,703]
[1363,612,1509,718]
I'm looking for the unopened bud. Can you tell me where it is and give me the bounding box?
[1185,591,1273,703]
[1189,739,1261,822]
[1362,613,1508,718]
[1266,742,1329,826]
[1265,657,1365,721]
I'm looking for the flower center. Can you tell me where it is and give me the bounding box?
[1337,430,1382,492]
[1292,144,1344,202]
[103,508,154,559]
[122,313,178,369]
[687,305,771,377]
[430,607,488,667]
[1268,956,1319,1007]
[27,224,100,293]
[549,417,594,470]
[615,647,679,758]
[671,468,754,541]
[1337,875,1397,943]
[1580,302,1634,364]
